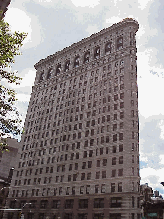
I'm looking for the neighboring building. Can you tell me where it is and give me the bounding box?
[0,138,20,182]
[0,138,19,219]
[0,0,11,19]
[140,183,164,219]
[0,179,10,219]
[7,18,140,219]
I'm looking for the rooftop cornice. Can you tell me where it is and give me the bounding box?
[34,18,139,70]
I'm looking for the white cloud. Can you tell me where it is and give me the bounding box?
[16,94,31,102]
[71,0,100,8]
[160,155,164,165]
[137,49,164,118]
[138,0,154,10]
[32,0,59,7]
[11,68,36,89]
[157,120,164,140]
[4,8,43,49]
[86,25,99,36]
[140,167,164,196]
[106,16,123,26]
[4,8,30,33]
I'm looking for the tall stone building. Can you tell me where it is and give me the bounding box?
[6,18,140,219]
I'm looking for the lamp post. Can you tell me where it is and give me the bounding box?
[18,201,32,219]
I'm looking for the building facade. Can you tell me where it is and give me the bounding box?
[140,183,164,219]
[6,18,140,219]
[0,138,20,182]
[0,0,11,19]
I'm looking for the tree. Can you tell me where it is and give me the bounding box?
[0,16,27,151]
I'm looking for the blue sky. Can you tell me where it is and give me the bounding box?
[4,0,164,196]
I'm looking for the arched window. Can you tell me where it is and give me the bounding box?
[74,56,80,67]
[94,47,100,59]
[39,71,44,82]
[117,37,123,50]
[120,60,124,65]
[47,68,53,79]
[115,61,118,67]
[84,51,90,63]
[56,64,61,75]
[65,60,70,72]
[105,42,112,54]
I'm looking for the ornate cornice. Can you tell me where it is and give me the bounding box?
[34,18,139,70]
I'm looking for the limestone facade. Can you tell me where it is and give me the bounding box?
[6,18,140,219]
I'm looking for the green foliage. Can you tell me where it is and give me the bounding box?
[0,18,27,150]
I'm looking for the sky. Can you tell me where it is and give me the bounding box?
[4,0,164,196]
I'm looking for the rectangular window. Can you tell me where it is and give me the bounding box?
[101,184,106,193]
[103,159,107,166]
[120,93,124,99]
[119,133,123,141]
[94,198,104,208]
[111,183,115,192]
[82,162,86,169]
[81,173,85,180]
[120,102,124,108]
[113,134,117,142]
[90,139,94,146]
[73,174,77,181]
[119,156,123,164]
[75,163,78,170]
[65,199,74,209]
[97,160,100,167]
[89,150,93,157]
[112,169,116,177]
[87,172,91,180]
[118,183,122,192]
[120,112,124,119]
[102,171,106,179]
[79,199,88,209]
[111,197,122,208]
[100,148,103,155]
[80,186,84,194]
[95,185,99,194]
[40,200,48,209]
[113,124,117,131]
[112,157,116,165]
[88,161,92,168]
[52,200,60,209]
[132,196,135,208]
[96,171,100,179]
[114,94,118,101]
[118,169,123,176]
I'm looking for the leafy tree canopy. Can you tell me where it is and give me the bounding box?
[0,16,27,151]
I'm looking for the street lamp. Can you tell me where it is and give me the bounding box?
[18,201,32,219]
[14,199,32,219]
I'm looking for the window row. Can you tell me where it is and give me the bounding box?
[24,111,125,140]
[21,142,125,159]
[10,196,125,211]
[13,181,140,199]
[19,145,123,168]
[39,37,124,82]
[31,81,124,110]
[15,168,125,186]
[7,212,141,219]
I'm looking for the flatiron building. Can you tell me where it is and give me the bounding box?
[6,18,140,219]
